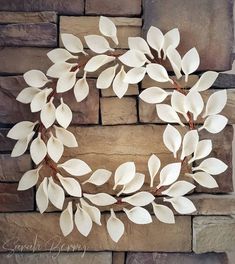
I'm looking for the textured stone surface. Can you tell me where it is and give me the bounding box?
[85,0,141,16]
[0,213,191,252]
[0,129,15,151]
[113,252,125,264]
[193,216,235,253]
[101,84,139,97]
[214,73,235,88]
[100,97,137,125]
[143,0,233,71]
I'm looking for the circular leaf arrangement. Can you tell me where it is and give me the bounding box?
[7,16,228,242]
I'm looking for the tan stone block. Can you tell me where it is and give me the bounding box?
[101,84,139,97]
[113,252,125,264]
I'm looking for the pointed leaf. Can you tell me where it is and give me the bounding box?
[118,50,147,67]
[83,193,117,206]
[112,66,128,98]
[47,62,77,78]
[16,87,41,104]
[57,173,82,197]
[58,158,91,176]
[199,114,228,134]
[18,166,41,191]
[148,154,161,187]
[47,134,64,162]
[36,178,49,214]
[55,99,72,128]
[180,130,199,160]
[124,67,146,84]
[114,162,136,189]
[146,64,171,83]
[192,157,227,175]
[107,209,124,242]
[99,16,118,44]
[85,35,114,53]
[7,121,37,140]
[97,65,117,89]
[121,173,145,194]
[23,70,49,88]
[162,180,195,197]
[61,33,84,54]
[191,71,219,92]
[171,91,188,120]
[60,201,74,236]
[163,28,180,59]
[48,177,65,210]
[84,55,115,72]
[30,133,47,165]
[83,169,112,186]
[166,46,182,79]
[186,91,204,120]
[80,199,101,225]
[156,104,184,126]
[75,204,92,237]
[74,77,89,102]
[40,99,56,128]
[182,48,200,81]
[30,88,52,112]
[123,207,152,224]
[147,26,164,58]
[152,202,175,224]
[122,191,155,206]
[139,87,168,104]
[164,196,196,214]
[128,37,153,58]
[54,126,78,148]
[47,48,77,63]
[189,172,218,188]
[189,139,212,163]
[158,162,181,188]
[11,131,35,157]
[56,71,77,93]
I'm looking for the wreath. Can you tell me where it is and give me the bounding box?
[7,16,228,243]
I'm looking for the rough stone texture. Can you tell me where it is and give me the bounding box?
[85,0,141,16]
[0,129,15,152]
[0,0,84,15]
[193,216,235,253]
[100,97,137,125]
[60,16,142,49]
[0,213,191,252]
[214,73,235,88]
[101,84,139,97]
[0,183,34,212]
[143,0,233,71]
[126,252,228,264]
[113,252,125,264]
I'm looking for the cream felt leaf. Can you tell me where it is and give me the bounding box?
[7,121,37,140]
[163,28,180,59]
[147,26,164,58]
[56,70,77,93]
[180,130,199,160]
[192,157,227,175]
[118,50,147,68]
[40,99,56,129]
[123,207,152,224]
[11,131,35,157]
[85,35,114,54]
[99,16,118,45]
[58,158,92,176]
[61,33,85,54]
[47,62,77,78]
[60,201,74,236]
[152,202,175,224]
[47,134,64,163]
[203,90,227,117]
[55,99,72,129]
[158,162,181,188]
[120,173,145,195]
[30,88,52,112]
[23,70,49,88]
[188,172,218,188]
[124,67,146,84]
[182,48,200,82]
[48,177,65,210]
[107,209,125,242]
[57,173,82,197]
[161,181,195,197]
[163,124,182,158]
[164,196,196,214]
[75,204,92,237]
[166,46,182,79]
[128,37,153,58]
[36,177,48,214]
[156,104,184,126]
[54,126,78,148]
[17,166,41,191]
[97,65,117,89]
[139,87,168,104]
[171,91,188,121]
[47,48,77,63]
[114,162,136,189]
[30,133,47,165]
[148,154,161,187]
[83,169,112,186]
[112,66,128,98]
[186,91,204,120]
[191,71,219,92]
[83,193,117,206]
[146,64,171,83]
[122,191,155,206]
[199,114,228,134]
[74,76,89,102]
[84,55,115,72]
[188,139,212,164]
[16,87,41,104]
[80,199,101,225]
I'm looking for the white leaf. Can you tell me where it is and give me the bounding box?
[23,70,49,88]
[128,37,153,58]
[182,48,200,82]
[163,124,182,158]
[47,48,77,63]
[36,178,48,214]
[7,121,37,140]
[166,46,182,79]
[74,77,89,102]
[124,67,146,84]
[186,91,204,120]
[11,131,35,157]
[107,209,124,242]
[191,71,219,92]
[97,65,117,89]
[30,88,52,112]
[56,70,77,93]
[192,157,227,175]
[163,28,180,59]
[152,202,175,224]
[48,177,65,210]
[122,191,155,206]
[60,201,74,236]
[139,87,168,104]
[99,16,118,45]
[147,26,164,58]
[85,35,114,54]
[118,50,147,68]
[162,181,195,197]
[203,90,227,117]
[47,62,77,78]
[83,169,112,186]
[156,104,184,126]
[189,172,218,188]
[40,99,56,128]
[57,173,82,197]
[75,204,92,237]
[84,55,115,72]
[180,130,199,160]
[58,158,92,176]
[17,166,41,191]
[61,33,84,54]
[164,196,196,214]
[80,199,101,225]
[30,133,47,165]
[158,162,181,188]
[121,173,145,195]
[188,139,212,163]
[146,64,171,83]
[47,134,64,163]
[171,91,188,121]
[55,99,72,128]
[114,162,136,189]
[54,126,78,148]
[83,193,117,206]
[112,66,128,98]
[123,207,152,224]
[16,87,41,104]
[199,114,228,134]
[148,154,161,187]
